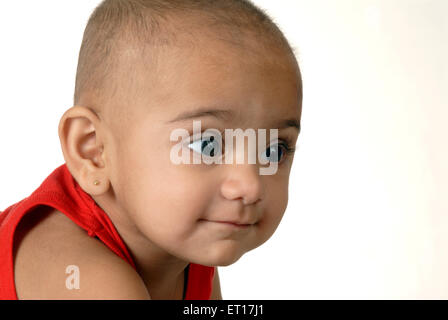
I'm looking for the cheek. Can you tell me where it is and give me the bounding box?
[257,182,289,238]
[129,162,215,235]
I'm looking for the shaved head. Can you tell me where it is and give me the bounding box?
[73,0,301,128]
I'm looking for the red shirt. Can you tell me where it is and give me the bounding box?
[0,164,215,300]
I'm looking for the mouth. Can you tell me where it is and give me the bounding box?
[199,219,256,229]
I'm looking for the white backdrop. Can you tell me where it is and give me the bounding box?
[0,0,446,299]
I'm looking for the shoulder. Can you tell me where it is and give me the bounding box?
[13,206,150,299]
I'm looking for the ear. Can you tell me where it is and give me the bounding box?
[58,106,110,196]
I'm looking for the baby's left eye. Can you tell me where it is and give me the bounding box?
[260,143,289,164]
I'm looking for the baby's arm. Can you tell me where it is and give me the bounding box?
[13,207,150,300]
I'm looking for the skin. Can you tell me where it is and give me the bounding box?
[56,30,302,299]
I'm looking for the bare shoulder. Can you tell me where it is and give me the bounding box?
[13,206,150,300]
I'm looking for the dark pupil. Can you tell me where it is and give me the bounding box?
[201,136,215,157]
[267,146,282,161]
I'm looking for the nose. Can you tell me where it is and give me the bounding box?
[220,163,263,205]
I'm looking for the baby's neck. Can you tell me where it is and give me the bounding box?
[142,269,186,300]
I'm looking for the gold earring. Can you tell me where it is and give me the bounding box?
[93,180,100,186]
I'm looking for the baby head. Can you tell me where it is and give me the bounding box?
[59,0,302,267]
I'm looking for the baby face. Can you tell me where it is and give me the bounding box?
[104,37,301,267]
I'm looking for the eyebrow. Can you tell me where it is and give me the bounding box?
[166,107,301,134]
[166,108,234,123]
[276,118,301,134]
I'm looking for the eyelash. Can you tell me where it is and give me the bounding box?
[279,136,296,157]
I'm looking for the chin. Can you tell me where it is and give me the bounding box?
[200,255,242,267]
[192,242,248,267]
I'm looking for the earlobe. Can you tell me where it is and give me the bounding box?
[58,105,110,196]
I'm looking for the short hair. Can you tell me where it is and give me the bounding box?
[73,0,301,117]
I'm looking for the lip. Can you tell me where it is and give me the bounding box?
[200,219,255,228]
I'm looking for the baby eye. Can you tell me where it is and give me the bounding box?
[260,143,293,164]
[188,135,222,158]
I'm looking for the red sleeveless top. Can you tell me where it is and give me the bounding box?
[0,164,215,300]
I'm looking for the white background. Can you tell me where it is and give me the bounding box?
[0,0,447,299]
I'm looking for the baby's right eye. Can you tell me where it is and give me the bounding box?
[188,135,222,158]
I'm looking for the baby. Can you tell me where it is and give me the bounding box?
[0,0,302,300]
